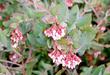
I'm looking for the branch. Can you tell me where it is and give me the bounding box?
[92,42,110,48]
[0,59,21,67]
[83,0,99,18]
[102,44,110,48]
[32,0,50,14]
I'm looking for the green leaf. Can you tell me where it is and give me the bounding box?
[27,33,37,47]
[35,33,47,46]
[26,22,47,47]
[0,21,3,27]
[101,31,110,43]
[104,64,110,75]
[84,4,92,12]
[32,71,41,75]
[33,22,47,46]
[56,69,65,75]
[3,18,17,28]
[78,26,97,55]
[69,25,97,55]
[82,26,97,41]
[19,21,33,34]
[80,66,93,75]
[102,0,110,5]
[41,61,52,70]
[91,42,104,51]
[69,5,79,24]
[47,39,52,49]
[76,14,92,29]
[33,22,46,35]
[5,2,18,15]
[26,61,37,75]
[69,29,81,48]
[23,7,39,18]
[51,2,68,22]
[92,65,105,75]
[104,73,110,75]
[32,61,53,75]
[74,0,84,3]
[78,44,91,56]
[0,63,11,75]
[0,0,6,3]
[33,71,50,75]
[0,29,8,49]
[68,5,79,32]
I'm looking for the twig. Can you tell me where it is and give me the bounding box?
[22,61,26,75]
[0,59,21,67]
[13,49,22,57]
[83,0,99,18]
[6,66,22,70]
[93,42,110,48]
[25,49,32,63]
[83,0,108,27]
[0,50,12,52]
[32,0,50,14]
[32,0,38,11]
[101,44,110,48]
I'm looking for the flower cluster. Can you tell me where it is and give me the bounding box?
[9,53,20,62]
[48,49,66,65]
[65,0,73,7]
[48,49,81,69]
[44,23,66,40]
[62,52,81,69]
[93,51,101,58]
[99,26,106,32]
[10,28,23,48]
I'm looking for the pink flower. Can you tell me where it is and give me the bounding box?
[11,28,23,48]
[48,49,66,65]
[93,51,101,58]
[65,0,73,7]
[99,26,106,32]
[44,23,66,40]
[9,53,20,62]
[48,49,81,69]
[62,52,81,69]
[0,4,5,12]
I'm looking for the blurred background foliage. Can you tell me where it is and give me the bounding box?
[0,0,110,75]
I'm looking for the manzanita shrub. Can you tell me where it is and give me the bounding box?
[0,0,110,75]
